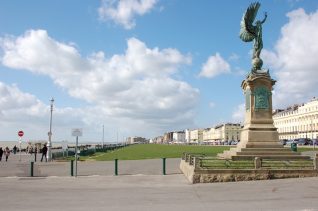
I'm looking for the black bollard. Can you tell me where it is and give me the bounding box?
[30,161,34,177]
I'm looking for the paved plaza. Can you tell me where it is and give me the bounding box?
[0,153,181,177]
[1,175,318,211]
[1,153,318,210]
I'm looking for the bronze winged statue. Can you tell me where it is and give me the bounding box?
[240,2,267,74]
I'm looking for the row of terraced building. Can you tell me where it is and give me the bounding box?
[150,97,318,144]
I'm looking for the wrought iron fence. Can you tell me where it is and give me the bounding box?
[184,153,316,170]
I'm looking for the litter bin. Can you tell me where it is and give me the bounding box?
[291,142,297,152]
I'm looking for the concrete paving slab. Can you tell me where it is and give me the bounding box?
[2,153,318,210]
[1,175,318,211]
[0,153,181,177]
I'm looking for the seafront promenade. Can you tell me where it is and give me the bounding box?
[0,152,181,177]
[1,151,318,210]
[1,173,318,210]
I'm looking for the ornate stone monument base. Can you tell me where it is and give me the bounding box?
[218,71,310,160]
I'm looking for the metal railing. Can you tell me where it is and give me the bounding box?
[52,144,126,159]
[20,158,173,177]
[183,153,318,170]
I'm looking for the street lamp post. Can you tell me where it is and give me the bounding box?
[102,125,104,149]
[47,98,54,162]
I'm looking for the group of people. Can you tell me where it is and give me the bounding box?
[26,144,48,162]
[0,147,11,162]
[0,144,48,162]
[26,145,35,154]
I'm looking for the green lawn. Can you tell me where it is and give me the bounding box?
[83,144,231,161]
[78,144,318,161]
[293,146,318,153]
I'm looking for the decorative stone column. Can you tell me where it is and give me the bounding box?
[218,71,290,160]
[238,71,281,149]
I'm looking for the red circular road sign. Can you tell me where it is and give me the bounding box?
[18,131,24,137]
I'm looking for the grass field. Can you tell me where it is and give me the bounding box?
[79,144,318,161]
[83,144,231,161]
[293,146,318,153]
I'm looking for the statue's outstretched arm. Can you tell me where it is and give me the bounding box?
[261,12,267,24]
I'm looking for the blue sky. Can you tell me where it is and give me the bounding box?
[1,0,318,143]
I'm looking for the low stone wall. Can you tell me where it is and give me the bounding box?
[193,169,318,183]
[180,153,318,184]
[179,159,195,183]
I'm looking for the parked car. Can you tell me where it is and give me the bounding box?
[213,140,221,145]
[312,139,318,145]
[229,140,238,145]
[222,141,229,145]
[295,138,311,146]
[280,139,288,145]
[285,140,294,145]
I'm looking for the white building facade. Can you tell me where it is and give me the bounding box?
[189,129,203,144]
[126,136,148,144]
[184,129,191,143]
[201,123,241,144]
[273,98,318,140]
[214,123,241,142]
[172,131,186,143]
[152,136,164,144]
[202,128,215,143]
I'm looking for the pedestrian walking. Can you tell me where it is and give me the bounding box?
[29,146,33,155]
[13,145,17,154]
[41,145,47,162]
[0,147,3,161]
[5,147,10,162]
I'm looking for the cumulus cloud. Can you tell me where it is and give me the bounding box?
[198,53,231,78]
[98,0,158,29]
[0,82,88,141]
[263,8,318,108]
[0,29,198,140]
[0,82,46,119]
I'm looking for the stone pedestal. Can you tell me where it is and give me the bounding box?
[219,71,310,160]
[238,72,280,148]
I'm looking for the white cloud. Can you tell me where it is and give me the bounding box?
[98,0,158,29]
[198,53,231,78]
[0,82,87,141]
[232,103,244,123]
[0,82,46,119]
[263,8,318,108]
[0,29,199,140]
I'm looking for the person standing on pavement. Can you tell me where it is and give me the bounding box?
[29,146,33,156]
[0,147,3,161]
[41,144,47,162]
[13,145,17,154]
[5,147,10,162]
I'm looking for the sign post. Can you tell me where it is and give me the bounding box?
[72,128,82,177]
[18,130,24,162]
[61,140,68,157]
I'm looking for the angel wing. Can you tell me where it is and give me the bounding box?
[239,2,260,42]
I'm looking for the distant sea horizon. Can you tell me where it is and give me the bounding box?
[0,140,118,149]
